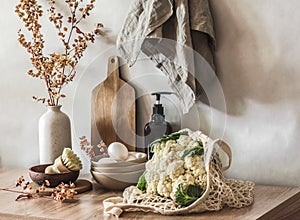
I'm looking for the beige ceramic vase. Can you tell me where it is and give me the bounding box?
[38,105,72,164]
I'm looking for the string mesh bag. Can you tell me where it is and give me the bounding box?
[103,129,254,217]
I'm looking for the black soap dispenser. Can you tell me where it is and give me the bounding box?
[144,92,173,160]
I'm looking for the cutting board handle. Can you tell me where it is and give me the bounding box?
[107,56,120,77]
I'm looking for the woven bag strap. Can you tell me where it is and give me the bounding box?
[217,140,232,171]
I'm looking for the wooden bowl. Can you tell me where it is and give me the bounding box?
[29,164,79,187]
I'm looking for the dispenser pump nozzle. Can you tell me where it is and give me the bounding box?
[151,92,174,116]
[153,93,161,105]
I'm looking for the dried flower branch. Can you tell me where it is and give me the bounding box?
[79,136,108,158]
[52,182,77,202]
[1,176,77,202]
[15,0,103,106]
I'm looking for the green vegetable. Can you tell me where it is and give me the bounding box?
[160,131,189,142]
[137,172,147,192]
[150,131,189,153]
[181,144,204,158]
[175,184,204,207]
[149,143,157,153]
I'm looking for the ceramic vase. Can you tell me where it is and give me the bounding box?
[38,105,71,164]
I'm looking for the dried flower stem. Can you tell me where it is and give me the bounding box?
[79,136,108,158]
[0,188,27,194]
[0,187,52,201]
[1,176,77,202]
[15,0,101,106]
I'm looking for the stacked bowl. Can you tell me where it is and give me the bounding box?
[90,152,147,190]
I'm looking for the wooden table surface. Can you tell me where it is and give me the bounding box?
[0,167,299,220]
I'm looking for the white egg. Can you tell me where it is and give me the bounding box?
[108,142,129,160]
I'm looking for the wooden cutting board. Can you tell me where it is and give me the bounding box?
[25,179,93,195]
[91,56,136,151]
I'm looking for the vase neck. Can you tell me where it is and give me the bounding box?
[47,105,62,112]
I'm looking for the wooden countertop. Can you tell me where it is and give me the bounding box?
[0,167,299,220]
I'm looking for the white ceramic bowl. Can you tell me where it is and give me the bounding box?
[91,162,145,173]
[91,169,144,190]
[91,152,147,168]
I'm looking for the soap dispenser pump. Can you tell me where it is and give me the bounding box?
[144,92,173,160]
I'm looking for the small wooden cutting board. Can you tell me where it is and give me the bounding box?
[25,179,93,195]
[91,56,136,151]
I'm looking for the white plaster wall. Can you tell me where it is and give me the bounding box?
[0,0,299,187]
[209,0,300,187]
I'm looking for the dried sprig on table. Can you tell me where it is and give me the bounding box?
[15,0,103,106]
[1,176,77,202]
[80,136,108,158]
[52,182,77,202]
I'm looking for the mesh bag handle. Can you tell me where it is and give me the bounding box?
[217,140,232,171]
[203,138,232,172]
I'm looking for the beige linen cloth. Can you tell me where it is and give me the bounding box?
[117,0,216,113]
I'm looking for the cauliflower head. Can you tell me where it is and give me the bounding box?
[138,131,207,206]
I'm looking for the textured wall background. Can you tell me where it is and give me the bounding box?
[0,0,299,186]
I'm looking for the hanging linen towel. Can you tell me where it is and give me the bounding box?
[117,0,216,113]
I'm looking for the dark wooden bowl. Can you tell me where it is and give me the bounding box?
[29,164,79,187]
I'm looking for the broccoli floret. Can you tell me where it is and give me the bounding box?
[175,184,204,207]
[181,144,204,158]
[137,172,147,192]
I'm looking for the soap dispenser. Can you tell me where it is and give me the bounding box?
[144,92,173,160]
